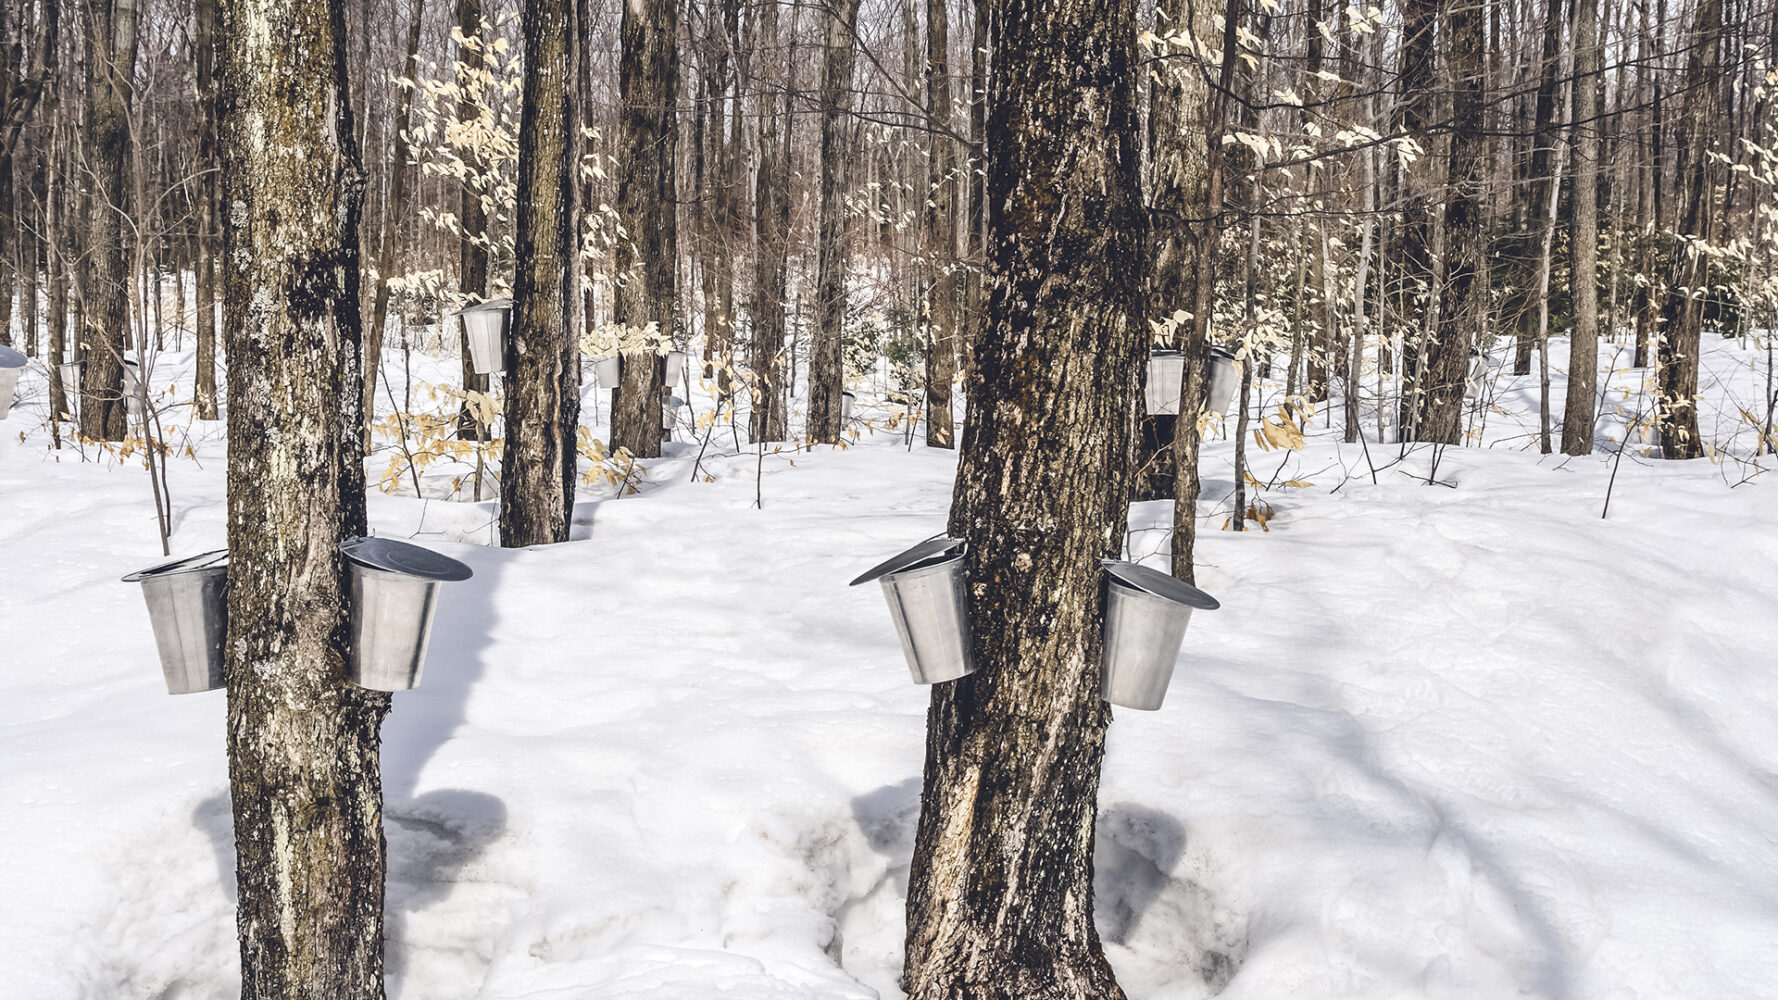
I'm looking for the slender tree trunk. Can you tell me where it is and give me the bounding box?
[922,0,958,448]
[502,0,581,545]
[364,0,424,439]
[192,0,221,419]
[750,0,789,442]
[80,0,141,441]
[1414,0,1487,445]
[1656,0,1722,459]
[1515,0,1566,376]
[215,0,387,994]
[611,0,679,458]
[455,0,491,439]
[1394,0,1437,439]
[1561,0,1600,455]
[902,0,1145,993]
[809,0,862,443]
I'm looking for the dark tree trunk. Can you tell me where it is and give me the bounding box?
[364,0,424,437]
[1562,0,1600,455]
[922,0,958,448]
[1657,0,1722,459]
[610,0,678,458]
[501,0,581,546]
[1516,0,1566,376]
[750,0,789,442]
[455,0,491,439]
[809,0,862,444]
[1135,0,1214,507]
[901,0,1146,993]
[193,0,221,420]
[215,0,386,995]
[80,0,141,442]
[1394,0,1437,440]
[1413,0,1487,445]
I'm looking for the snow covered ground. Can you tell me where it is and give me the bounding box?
[2,330,1775,1000]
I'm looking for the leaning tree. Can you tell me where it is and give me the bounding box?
[902,0,1147,994]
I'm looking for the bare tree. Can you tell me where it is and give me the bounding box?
[808,0,862,444]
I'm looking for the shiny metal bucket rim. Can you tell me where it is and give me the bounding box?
[1100,559,1219,610]
[342,536,473,582]
[123,549,229,583]
[452,296,514,317]
[850,535,966,587]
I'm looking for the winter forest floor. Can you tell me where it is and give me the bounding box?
[3,330,1777,1000]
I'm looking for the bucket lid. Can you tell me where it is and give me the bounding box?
[1208,344,1238,361]
[1149,349,1183,358]
[1101,560,1219,610]
[850,535,965,586]
[842,390,857,398]
[455,296,512,316]
[0,345,25,369]
[123,549,228,582]
[342,537,473,581]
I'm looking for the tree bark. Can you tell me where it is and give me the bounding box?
[809,0,862,444]
[611,0,679,458]
[1412,0,1487,445]
[1515,0,1566,376]
[364,0,424,439]
[193,0,221,419]
[1561,0,1600,455]
[902,0,1145,993]
[750,0,790,442]
[502,0,581,545]
[922,0,958,448]
[79,0,141,441]
[215,0,387,995]
[1656,0,1722,459]
[455,0,492,439]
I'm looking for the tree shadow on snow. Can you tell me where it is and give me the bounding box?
[191,542,510,997]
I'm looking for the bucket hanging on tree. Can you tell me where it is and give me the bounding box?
[851,536,975,684]
[1099,559,1219,710]
[123,550,230,695]
[342,537,474,692]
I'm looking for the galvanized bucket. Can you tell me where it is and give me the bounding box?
[123,550,229,695]
[592,355,621,386]
[121,358,144,418]
[1146,350,1185,415]
[455,297,511,376]
[342,537,473,692]
[1206,346,1239,418]
[662,393,684,434]
[1467,347,1488,387]
[841,390,856,422]
[0,345,24,419]
[850,536,975,685]
[1099,560,1219,710]
[665,350,689,390]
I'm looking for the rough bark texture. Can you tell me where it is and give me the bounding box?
[502,0,580,545]
[922,0,958,448]
[750,0,790,442]
[809,0,862,444]
[902,0,1145,993]
[364,0,424,436]
[1135,0,1212,507]
[1412,0,1486,445]
[1656,0,1720,460]
[215,0,388,995]
[611,0,678,458]
[79,0,140,441]
[1392,0,1437,440]
[192,0,220,419]
[1516,0,1566,376]
[455,0,491,439]
[1561,0,1600,455]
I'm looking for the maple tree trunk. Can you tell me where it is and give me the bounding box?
[215,0,388,994]
[903,0,1145,993]
[809,0,861,444]
[1562,0,1601,456]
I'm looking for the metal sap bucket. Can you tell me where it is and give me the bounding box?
[1100,560,1219,710]
[592,355,621,386]
[663,394,684,435]
[1467,347,1488,387]
[123,550,229,694]
[1146,350,1185,415]
[342,537,473,692]
[455,297,512,376]
[841,391,856,422]
[122,358,144,418]
[850,536,975,684]
[0,345,25,419]
[1205,346,1239,418]
[665,350,689,390]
